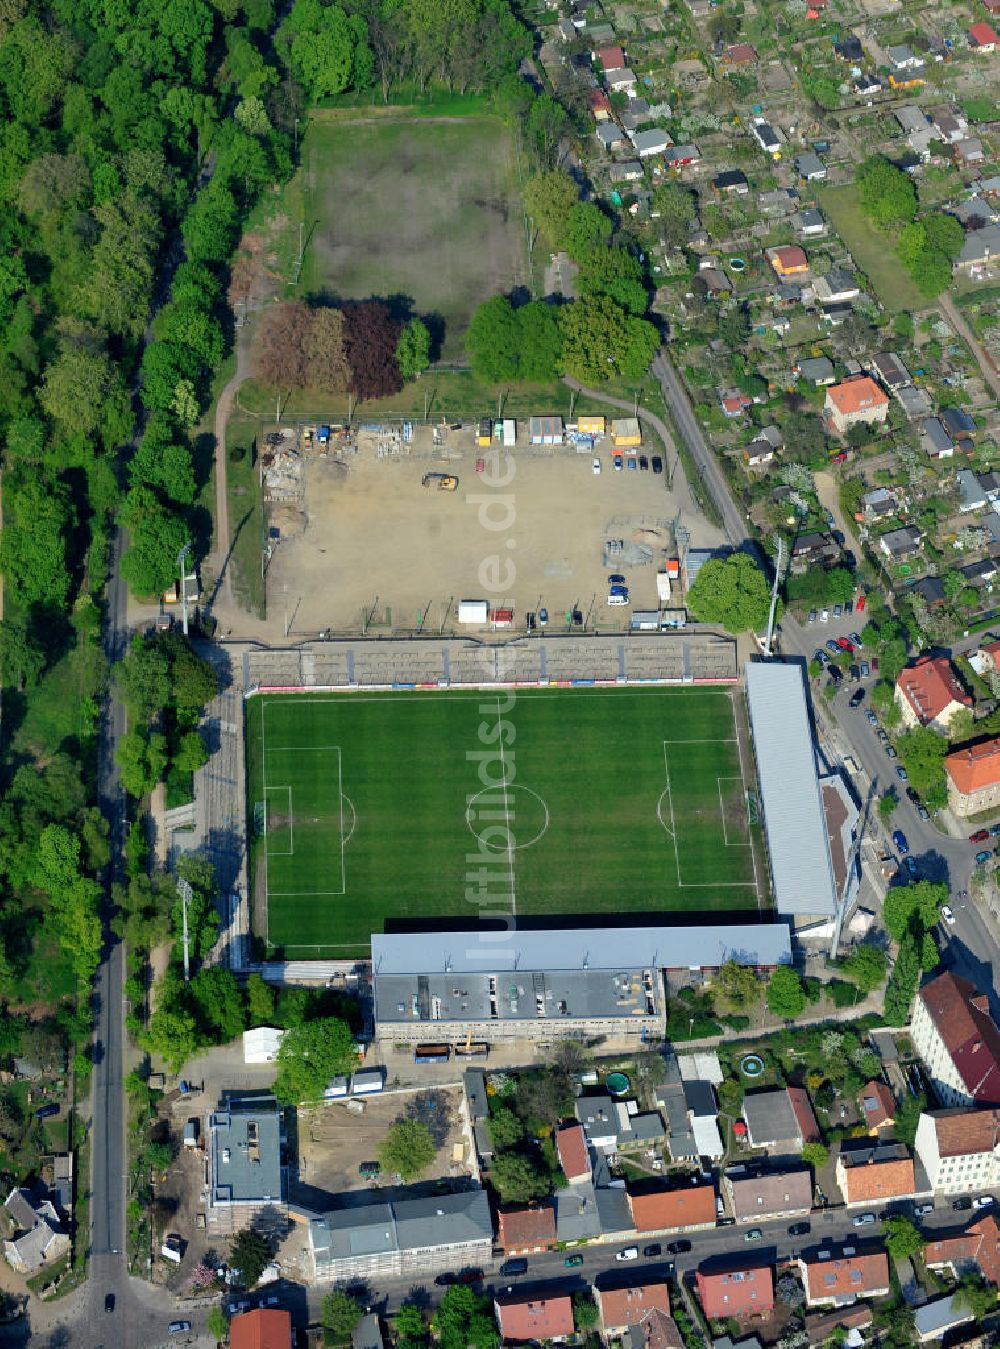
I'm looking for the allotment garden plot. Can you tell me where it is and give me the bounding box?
[247,687,761,957]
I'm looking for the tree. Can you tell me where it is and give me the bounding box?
[884,1215,923,1260]
[767,966,806,1020]
[274,1016,356,1103]
[523,170,578,246]
[489,1149,551,1203]
[163,632,218,708]
[516,302,562,382]
[687,552,773,633]
[954,1275,997,1319]
[882,880,948,944]
[0,615,44,691]
[230,1227,272,1288]
[573,1292,599,1332]
[39,330,129,440]
[559,296,658,382]
[896,727,949,806]
[395,1304,428,1349]
[716,959,764,1011]
[206,1307,229,1343]
[142,1005,199,1073]
[465,295,520,383]
[878,791,898,822]
[0,474,72,609]
[190,966,246,1043]
[322,1289,363,1339]
[800,1141,829,1169]
[305,307,350,394]
[576,245,648,315]
[246,973,276,1027]
[487,1106,524,1151]
[842,944,887,995]
[894,1090,925,1147]
[652,181,697,249]
[343,300,403,401]
[562,202,613,262]
[433,1286,499,1349]
[175,731,210,773]
[397,317,432,380]
[254,300,313,389]
[279,0,373,101]
[379,1117,436,1181]
[116,729,169,797]
[884,931,921,1025]
[119,487,190,599]
[856,155,917,228]
[118,635,172,725]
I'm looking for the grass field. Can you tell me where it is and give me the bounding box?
[271,112,527,360]
[818,184,925,314]
[247,688,761,956]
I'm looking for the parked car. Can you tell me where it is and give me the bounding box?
[639,455,649,470]
[973,1195,995,1210]
[626,457,638,471]
[826,640,841,655]
[168,1324,191,1336]
[866,710,878,726]
[613,454,623,471]
[845,600,854,614]
[886,745,897,760]
[538,608,548,626]
[914,1203,934,1217]
[788,1222,810,1237]
[860,660,870,678]
[941,905,956,926]
[500,1259,528,1277]
[853,1213,877,1227]
[435,1273,457,1286]
[970,829,991,843]
[834,604,842,617]
[651,456,663,473]
[991,824,1000,838]
[458,1269,483,1284]
[828,667,842,685]
[592,457,601,475]
[807,609,818,624]
[849,688,865,708]
[667,1240,692,1255]
[745,1228,763,1242]
[917,804,930,821]
[904,856,918,877]
[564,1254,584,1267]
[820,609,829,623]
[953,1197,973,1211]
[643,1244,662,1258]
[893,830,909,855]
[857,594,867,612]
[976,850,993,865]
[849,632,863,647]
[608,574,626,585]
[815,649,830,666]
[105,1295,115,1313]
[896,766,908,781]
[836,637,853,651]
[616,1247,639,1262]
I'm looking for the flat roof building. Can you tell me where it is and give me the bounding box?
[745,661,838,922]
[208,1092,283,1229]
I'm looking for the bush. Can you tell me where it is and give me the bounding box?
[828,979,861,1009]
[720,1014,750,1031]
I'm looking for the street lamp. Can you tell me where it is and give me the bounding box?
[294,117,300,157]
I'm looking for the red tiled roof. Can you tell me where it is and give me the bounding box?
[896,657,972,726]
[946,738,1000,796]
[919,972,1000,1104]
[556,1124,590,1182]
[230,1309,292,1349]
[772,246,808,272]
[969,21,999,42]
[929,1107,1000,1155]
[632,1309,685,1349]
[629,1184,717,1233]
[496,1294,575,1343]
[696,1266,775,1319]
[840,1156,916,1203]
[787,1087,821,1145]
[598,1282,671,1329]
[590,90,612,113]
[801,1250,890,1303]
[925,1213,1000,1286]
[725,42,758,63]
[596,45,627,69]
[861,1081,895,1129]
[826,376,890,416]
[497,1204,557,1252]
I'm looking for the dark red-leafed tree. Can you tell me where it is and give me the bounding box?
[342,300,403,401]
[252,300,313,388]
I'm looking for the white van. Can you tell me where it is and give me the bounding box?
[607,593,630,606]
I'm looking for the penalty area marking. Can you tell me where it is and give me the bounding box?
[718,776,751,848]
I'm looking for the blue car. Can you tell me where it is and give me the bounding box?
[893,830,909,855]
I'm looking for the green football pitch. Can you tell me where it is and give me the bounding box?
[246,688,762,956]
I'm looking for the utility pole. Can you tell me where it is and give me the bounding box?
[294,117,300,157]
[177,543,192,637]
[177,877,193,982]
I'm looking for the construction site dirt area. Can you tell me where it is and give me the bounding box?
[264,426,685,636]
[293,1085,473,1202]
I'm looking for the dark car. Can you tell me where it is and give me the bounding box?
[458,1268,483,1285]
[970,829,991,844]
[608,574,627,585]
[849,688,865,708]
[651,456,663,473]
[905,856,919,877]
[435,1273,457,1286]
[105,1294,115,1313]
[828,666,843,684]
[35,1103,59,1120]
[976,850,993,865]
[667,1240,692,1255]
[826,640,841,655]
[896,766,908,782]
[954,1197,974,1211]
[500,1258,528,1277]
[892,830,909,855]
[168,1325,191,1336]
[814,649,829,666]
[788,1222,811,1237]
[643,1244,662,1258]
[639,455,649,470]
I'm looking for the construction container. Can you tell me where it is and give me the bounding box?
[458,599,489,625]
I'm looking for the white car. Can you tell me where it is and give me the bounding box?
[973,1195,994,1210]
[820,609,829,623]
[592,458,601,475]
[616,1247,639,1262]
[853,1212,876,1227]
[940,905,956,926]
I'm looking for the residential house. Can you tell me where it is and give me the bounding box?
[922,417,955,459]
[946,738,1000,817]
[963,556,1000,588]
[759,188,798,216]
[934,110,970,144]
[955,137,987,167]
[861,1081,896,1132]
[723,42,758,65]
[725,1167,813,1223]
[768,246,808,277]
[596,124,628,153]
[912,970,1000,1107]
[825,377,890,434]
[797,208,828,237]
[721,392,752,418]
[631,1309,686,1349]
[984,0,1000,15]
[855,72,883,98]
[633,130,671,158]
[683,1078,724,1160]
[714,170,750,195]
[352,1314,383,1349]
[951,196,996,229]
[916,1104,1000,1193]
[628,1183,717,1234]
[696,1266,775,1320]
[796,152,827,181]
[744,427,782,468]
[309,1190,493,1281]
[835,36,864,60]
[2,1187,70,1275]
[924,1212,1000,1284]
[556,1123,591,1184]
[895,658,972,734]
[969,21,999,49]
[796,356,835,385]
[697,267,733,296]
[942,406,978,442]
[911,576,947,608]
[859,488,898,522]
[913,1296,975,1342]
[594,45,627,71]
[742,1088,820,1160]
[609,161,644,183]
[835,1141,918,1206]
[878,526,923,561]
[495,1293,575,1344]
[789,532,840,571]
[798,1247,891,1306]
[590,90,613,121]
[869,352,911,390]
[464,1069,488,1126]
[621,98,651,132]
[230,1309,293,1349]
[886,45,925,86]
[805,1308,874,1347]
[577,1093,622,1152]
[814,268,860,306]
[208,1092,284,1229]
[663,144,700,168]
[957,225,1000,272]
[606,67,638,94]
[897,384,934,419]
[497,1204,557,1255]
[597,1282,672,1335]
[958,467,988,513]
[751,119,782,156]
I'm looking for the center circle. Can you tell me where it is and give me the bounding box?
[466,784,550,852]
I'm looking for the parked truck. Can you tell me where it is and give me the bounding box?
[421,472,458,491]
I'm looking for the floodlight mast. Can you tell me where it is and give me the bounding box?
[763,536,786,657]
